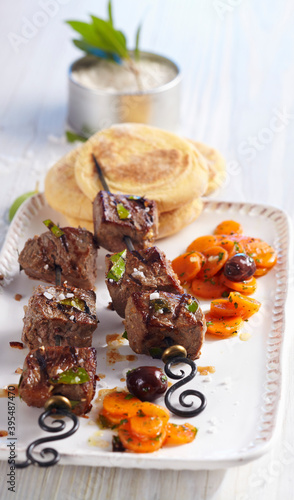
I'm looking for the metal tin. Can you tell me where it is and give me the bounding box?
[67,52,181,137]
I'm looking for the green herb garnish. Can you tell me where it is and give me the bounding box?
[185,301,198,313]
[150,298,171,313]
[107,250,126,282]
[218,252,224,262]
[9,191,38,222]
[59,297,87,312]
[65,130,87,143]
[222,291,230,298]
[50,367,90,385]
[206,321,213,327]
[127,195,141,201]
[148,347,164,359]
[116,203,130,220]
[69,400,80,409]
[122,331,128,340]
[43,219,64,238]
[124,394,135,400]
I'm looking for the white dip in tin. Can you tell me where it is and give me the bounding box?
[71,58,178,93]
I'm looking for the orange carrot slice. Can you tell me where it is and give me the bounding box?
[214,220,243,236]
[172,251,205,283]
[239,237,277,269]
[186,235,217,253]
[205,312,244,337]
[103,391,143,417]
[192,275,229,300]
[210,292,261,319]
[254,267,269,277]
[118,421,167,453]
[164,423,197,446]
[222,275,257,295]
[130,415,165,439]
[197,246,228,279]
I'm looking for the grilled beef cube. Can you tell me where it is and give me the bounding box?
[18,346,97,416]
[125,291,206,360]
[106,247,184,318]
[93,191,158,252]
[18,226,97,289]
[22,285,98,349]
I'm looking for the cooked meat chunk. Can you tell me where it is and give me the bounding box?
[125,291,206,360]
[22,285,98,349]
[93,191,158,252]
[18,226,97,289]
[18,346,97,415]
[106,247,184,318]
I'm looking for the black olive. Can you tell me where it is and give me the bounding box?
[126,366,168,402]
[224,253,256,282]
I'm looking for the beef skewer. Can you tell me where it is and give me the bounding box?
[18,220,98,289]
[92,154,207,418]
[92,154,158,253]
[16,345,97,468]
[16,246,98,468]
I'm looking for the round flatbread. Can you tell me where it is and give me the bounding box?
[158,198,203,240]
[74,123,209,212]
[188,140,226,196]
[63,215,94,234]
[44,148,93,220]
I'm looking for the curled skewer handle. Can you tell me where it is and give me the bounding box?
[15,398,79,468]
[163,355,207,418]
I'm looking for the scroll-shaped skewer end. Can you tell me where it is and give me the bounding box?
[162,345,207,418]
[15,395,79,469]
[92,153,109,192]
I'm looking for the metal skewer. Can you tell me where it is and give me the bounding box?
[92,153,135,253]
[92,153,207,418]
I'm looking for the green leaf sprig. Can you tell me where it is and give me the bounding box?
[66,1,143,89]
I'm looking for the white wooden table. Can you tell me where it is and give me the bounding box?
[1,1,294,498]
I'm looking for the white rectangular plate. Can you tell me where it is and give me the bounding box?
[0,195,290,470]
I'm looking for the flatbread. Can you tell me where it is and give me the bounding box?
[74,123,209,212]
[189,140,226,195]
[63,215,94,233]
[44,148,93,220]
[158,198,203,240]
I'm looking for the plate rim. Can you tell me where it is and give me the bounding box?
[0,193,291,470]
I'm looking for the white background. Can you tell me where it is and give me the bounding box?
[0,0,294,499]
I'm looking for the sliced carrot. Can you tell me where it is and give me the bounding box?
[99,408,125,428]
[130,415,165,439]
[205,312,244,337]
[254,267,269,277]
[192,274,230,300]
[239,237,277,269]
[139,402,170,423]
[214,220,243,236]
[118,420,167,453]
[197,246,228,279]
[172,251,205,283]
[164,423,197,446]
[210,292,261,320]
[214,236,244,258]
[222,275,257,295]
[103,391,143,417]
[186,235,217,253]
